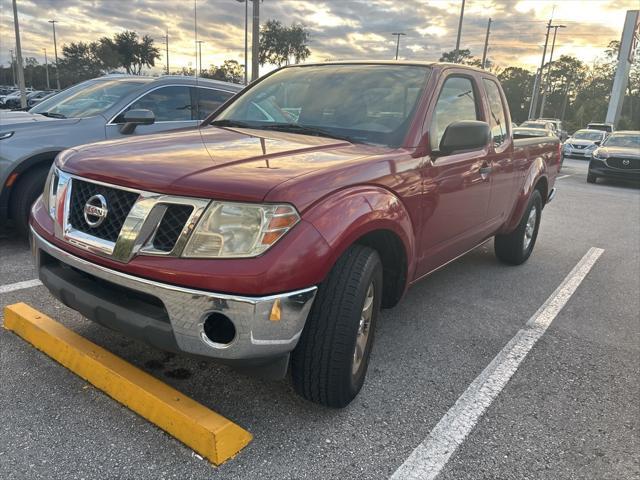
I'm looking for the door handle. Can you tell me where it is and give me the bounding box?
[479,164,492,180]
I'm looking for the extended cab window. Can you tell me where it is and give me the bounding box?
[483,79,508,147]
[430,76,479,150]
[117,85,192,122]
[192,88,233,120]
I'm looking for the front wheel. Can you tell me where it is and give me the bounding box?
[9,166,49,237]
[494,189,542,265]
[587,172,597,184]
[291,245,382,408]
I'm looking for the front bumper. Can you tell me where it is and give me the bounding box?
[31,227,317,362]
[563,147,595,159]
[589,159,640,182]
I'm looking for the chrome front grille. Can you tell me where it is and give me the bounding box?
[68,179,139,242]
[52,171,209,262]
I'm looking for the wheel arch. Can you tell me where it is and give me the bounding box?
[304,186,416,308]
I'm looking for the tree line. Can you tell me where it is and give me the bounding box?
[0,22,637,130]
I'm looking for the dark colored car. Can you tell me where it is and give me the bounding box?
[30,62,560,407]
[588,131,640,183]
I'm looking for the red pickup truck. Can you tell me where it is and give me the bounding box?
[31,62,560,407]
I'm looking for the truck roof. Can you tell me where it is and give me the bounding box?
[285,60,491,74]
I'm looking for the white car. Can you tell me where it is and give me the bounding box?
[563,129,607,159]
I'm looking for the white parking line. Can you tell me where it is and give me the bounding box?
[390,247,604,480]
[557,174,572,179]
[0,279,42,294]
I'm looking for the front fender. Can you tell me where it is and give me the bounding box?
[303,185,416,284]
[500,156,547,234]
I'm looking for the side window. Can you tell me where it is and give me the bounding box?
[118,86,191,122]
[192,88,233,120]
[483,79,508,147]
[430,76,479,150]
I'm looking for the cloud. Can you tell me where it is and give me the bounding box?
[0,0,635,76]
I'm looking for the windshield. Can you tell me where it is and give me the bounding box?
[30,79,144,118]
[588,124,612,132]
[573,130,604,141]
[603,133,640,148]
[210,64,431,146]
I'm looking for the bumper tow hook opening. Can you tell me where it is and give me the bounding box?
[203,313,236,345]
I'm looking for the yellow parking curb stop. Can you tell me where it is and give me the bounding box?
[3,302,252,465]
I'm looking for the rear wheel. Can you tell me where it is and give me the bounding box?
[291,245,382,408]
[494,189,542,265]
[586,172,597,184]
[9,166,49,236]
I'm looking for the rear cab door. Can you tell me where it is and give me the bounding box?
[416,68,494,276]
[480,75,517,225]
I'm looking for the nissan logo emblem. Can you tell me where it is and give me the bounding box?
[83,194,108,227]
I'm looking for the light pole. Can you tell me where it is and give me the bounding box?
[481,18,492,69]
[48,20,60,89]
[455,0,465,54]
[196,40,204,74]
[391,32,406,60]
[539,24,565,118]
[12,0,27,108]
[235,0,249,84]
[528,19,552,119]
[163,29,169,74]
[44,48,50,90]
[10,49,16,86]
[251,0,259,81]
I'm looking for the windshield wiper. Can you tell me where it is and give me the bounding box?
[38,111,66,119]
[210,119,252,128]
[259,123,355,143]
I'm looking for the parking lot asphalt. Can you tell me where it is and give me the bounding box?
[1,158,638,480]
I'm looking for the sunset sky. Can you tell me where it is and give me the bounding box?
[1,0,637,75]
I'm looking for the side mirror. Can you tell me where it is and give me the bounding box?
[119,109,155,134]
[594,140,601,146]
[439,120,490,155]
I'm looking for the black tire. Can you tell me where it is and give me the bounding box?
[9,166,49,236]
[494,189,542,265]
[291,245,383,408]
[586,172,597,184]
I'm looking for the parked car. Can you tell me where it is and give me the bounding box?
[563,129,607,159]
[0,75,242,233]
[538,118,568,141]
[0,90,23,108]
[30,61,560,407]
[27,90,58,108]
[588,131,640,184]
[513,127,555,139]
[587,122,615,134]
[520,120,557,136]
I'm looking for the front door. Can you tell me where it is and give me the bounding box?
[417,74,494,277]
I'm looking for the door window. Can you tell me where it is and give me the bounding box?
[116,85,192,122]
[483,79,508,147]
[430,76,479,150]
[192,88,234,120]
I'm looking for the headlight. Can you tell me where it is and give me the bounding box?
[41,164,59,218]
[585,144,597,150]
[182,201,300,258]
[592,150,606,160]
[0,131,14,140]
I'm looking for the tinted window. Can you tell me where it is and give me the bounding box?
[603,134,639,148]
[119,85,191,122]
[192,88,233,120]
[213,64,431,147]
[431,76,479,150]
[483,79,508,147]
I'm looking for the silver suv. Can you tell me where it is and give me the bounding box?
[0,75,242,233]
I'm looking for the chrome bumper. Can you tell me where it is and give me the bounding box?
[31,227,317,360]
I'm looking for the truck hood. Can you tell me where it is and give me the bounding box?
[0,110,82,129]
[59,126,387,203]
